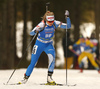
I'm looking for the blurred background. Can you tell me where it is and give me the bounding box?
[0,0,100,69]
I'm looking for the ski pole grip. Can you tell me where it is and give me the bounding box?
[65,10,69,16]
[46,2,50,6]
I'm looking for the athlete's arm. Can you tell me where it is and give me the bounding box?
[30,20,45,36]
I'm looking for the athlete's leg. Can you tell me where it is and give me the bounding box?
[78,52,86,68]
[25,40,45,76]
[87,52,99,70]
[44,43,55,72]
[44,43,55,82]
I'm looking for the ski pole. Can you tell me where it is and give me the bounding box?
[46,2,50,11]
[5,32,38,85]
[65,10,68,85]
[70,49,79,56]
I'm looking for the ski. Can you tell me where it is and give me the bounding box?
[67,84,77,86]
[40,83,77,86]
[40,83,63,86]
[10,82,22,85]
[3,82,22,85]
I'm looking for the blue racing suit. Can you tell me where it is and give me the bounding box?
[25,17,71,76]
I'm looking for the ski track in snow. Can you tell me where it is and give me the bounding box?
[0,68,100,89]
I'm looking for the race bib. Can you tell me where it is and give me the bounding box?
[32,45,38,54]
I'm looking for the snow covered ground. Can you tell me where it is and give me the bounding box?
[0,68,100,89]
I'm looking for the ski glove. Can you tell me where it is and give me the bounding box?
[65,10,69,16]
[30,30,36,36]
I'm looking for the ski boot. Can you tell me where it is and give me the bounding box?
[46,71,56,85]
[98,70,100,74]
[80,68,83,73]
[19,74,29,84]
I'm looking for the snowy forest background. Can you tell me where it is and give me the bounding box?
[0,0,100,69]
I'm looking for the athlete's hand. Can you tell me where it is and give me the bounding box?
[69,45,73,50]
[65,10,69,16]
[30,31,36,36]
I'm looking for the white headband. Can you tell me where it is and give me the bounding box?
[46,15,54,21]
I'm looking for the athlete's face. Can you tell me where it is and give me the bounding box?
[47,21,54,26]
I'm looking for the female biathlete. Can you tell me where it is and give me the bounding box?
[20,10,71,85]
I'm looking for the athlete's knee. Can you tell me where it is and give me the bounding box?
[48,54,55,72]
[48,54,55,61]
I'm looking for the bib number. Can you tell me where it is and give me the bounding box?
[32,45,38,54]
[45,34,52,38]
